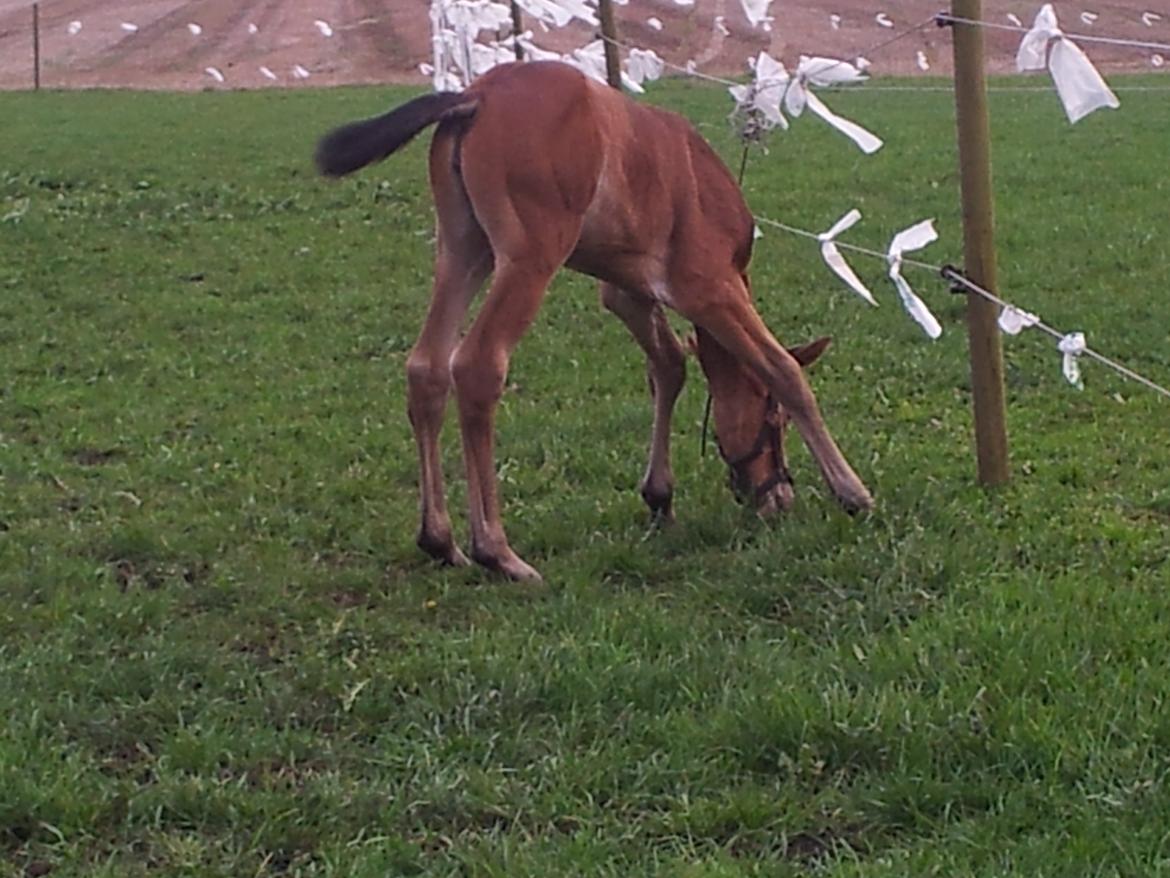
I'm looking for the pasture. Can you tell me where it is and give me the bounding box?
[2,77,1169,876]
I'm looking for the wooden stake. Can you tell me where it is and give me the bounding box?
[509,0,523,61]
[33,2,41,91]
[596,0,622,89]
[950,0,1010,486]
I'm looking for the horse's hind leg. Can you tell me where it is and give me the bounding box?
[450,258,563,582]
[600,283,687,521]
[406,130,492,566]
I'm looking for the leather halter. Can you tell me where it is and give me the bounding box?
[716,396,794,504]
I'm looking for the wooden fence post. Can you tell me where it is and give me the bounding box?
[950,0,1010,486]
[510,0,524,61]
[33,2,41,91]
[596,0,622,89]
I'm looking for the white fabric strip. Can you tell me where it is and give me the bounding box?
[998,305,1041,335]
[886,220,943,338]
[1058,332,1088,387]
[817,210,878,305]
[1016,3,1120,123]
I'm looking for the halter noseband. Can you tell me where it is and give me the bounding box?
[715,395,794,504]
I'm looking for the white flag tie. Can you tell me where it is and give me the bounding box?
[626,48,666,89]
[817,210,878,306]
[1016,3,1120,124]
[785,56,883,153]
[740,0,774,29]
[728,52,791,130]
[998,305,1041,335]
[886,220,942,338]
[1058,332,1087,388]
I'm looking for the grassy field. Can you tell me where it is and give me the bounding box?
[2,74,1169,876]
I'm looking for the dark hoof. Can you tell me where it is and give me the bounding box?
[838,492,875,517]
[640,485,674,524]
[417,530,470,567]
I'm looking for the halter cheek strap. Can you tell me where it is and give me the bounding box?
[716,396,794,503]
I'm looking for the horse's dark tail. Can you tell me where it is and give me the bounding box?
[315,91,479,178]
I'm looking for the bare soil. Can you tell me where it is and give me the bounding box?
[0,0,1165,91]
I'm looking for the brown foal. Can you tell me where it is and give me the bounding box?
[316,60,872,582]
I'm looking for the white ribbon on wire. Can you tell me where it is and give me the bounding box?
[444,0,512,35]
[625,48,666,91]
[784,56,883,153]
[886,220,942,338]
[565,40,611,84]
[998,305,1041,335]
[730,53,881,152]
[516,33,563,62]
[817,210,878,305]
[740,0,774,29]
[430,0,567,91]
[429,1,461,90]
[470,40,518,76]
[728,52,791,130]
[796,55,869,86]
[514,0,597,27]
[564,40,645,92]
[1058,332,1087,388]
[1016,3,1120,124]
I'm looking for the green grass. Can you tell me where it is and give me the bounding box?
[1,76,1169,876]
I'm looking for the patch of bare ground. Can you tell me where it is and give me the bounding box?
[1,0,1165,91]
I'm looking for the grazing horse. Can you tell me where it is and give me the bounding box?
[316,60,872,582]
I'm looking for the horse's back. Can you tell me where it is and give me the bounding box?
[456,62,606,221]
[451,61,753,282]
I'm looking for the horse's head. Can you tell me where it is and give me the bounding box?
[691,329,831,515]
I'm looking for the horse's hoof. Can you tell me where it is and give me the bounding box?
[418,530,471,567]
[472,544,544,583]
[837,488,874,517]
[640,484,674,523]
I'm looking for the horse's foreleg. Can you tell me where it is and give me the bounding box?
[685,280,873,513]
[600,283,687,521]
[451,261,555,582]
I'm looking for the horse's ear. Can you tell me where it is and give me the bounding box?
[787,336,832,368]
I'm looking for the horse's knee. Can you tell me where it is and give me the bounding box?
[451,342,506,415]
[406,352,451,422]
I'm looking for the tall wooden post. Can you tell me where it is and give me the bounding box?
[32,2,41,91]
[950,0,1010,486]
[596,0,622,89]
[509,0,524,61]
